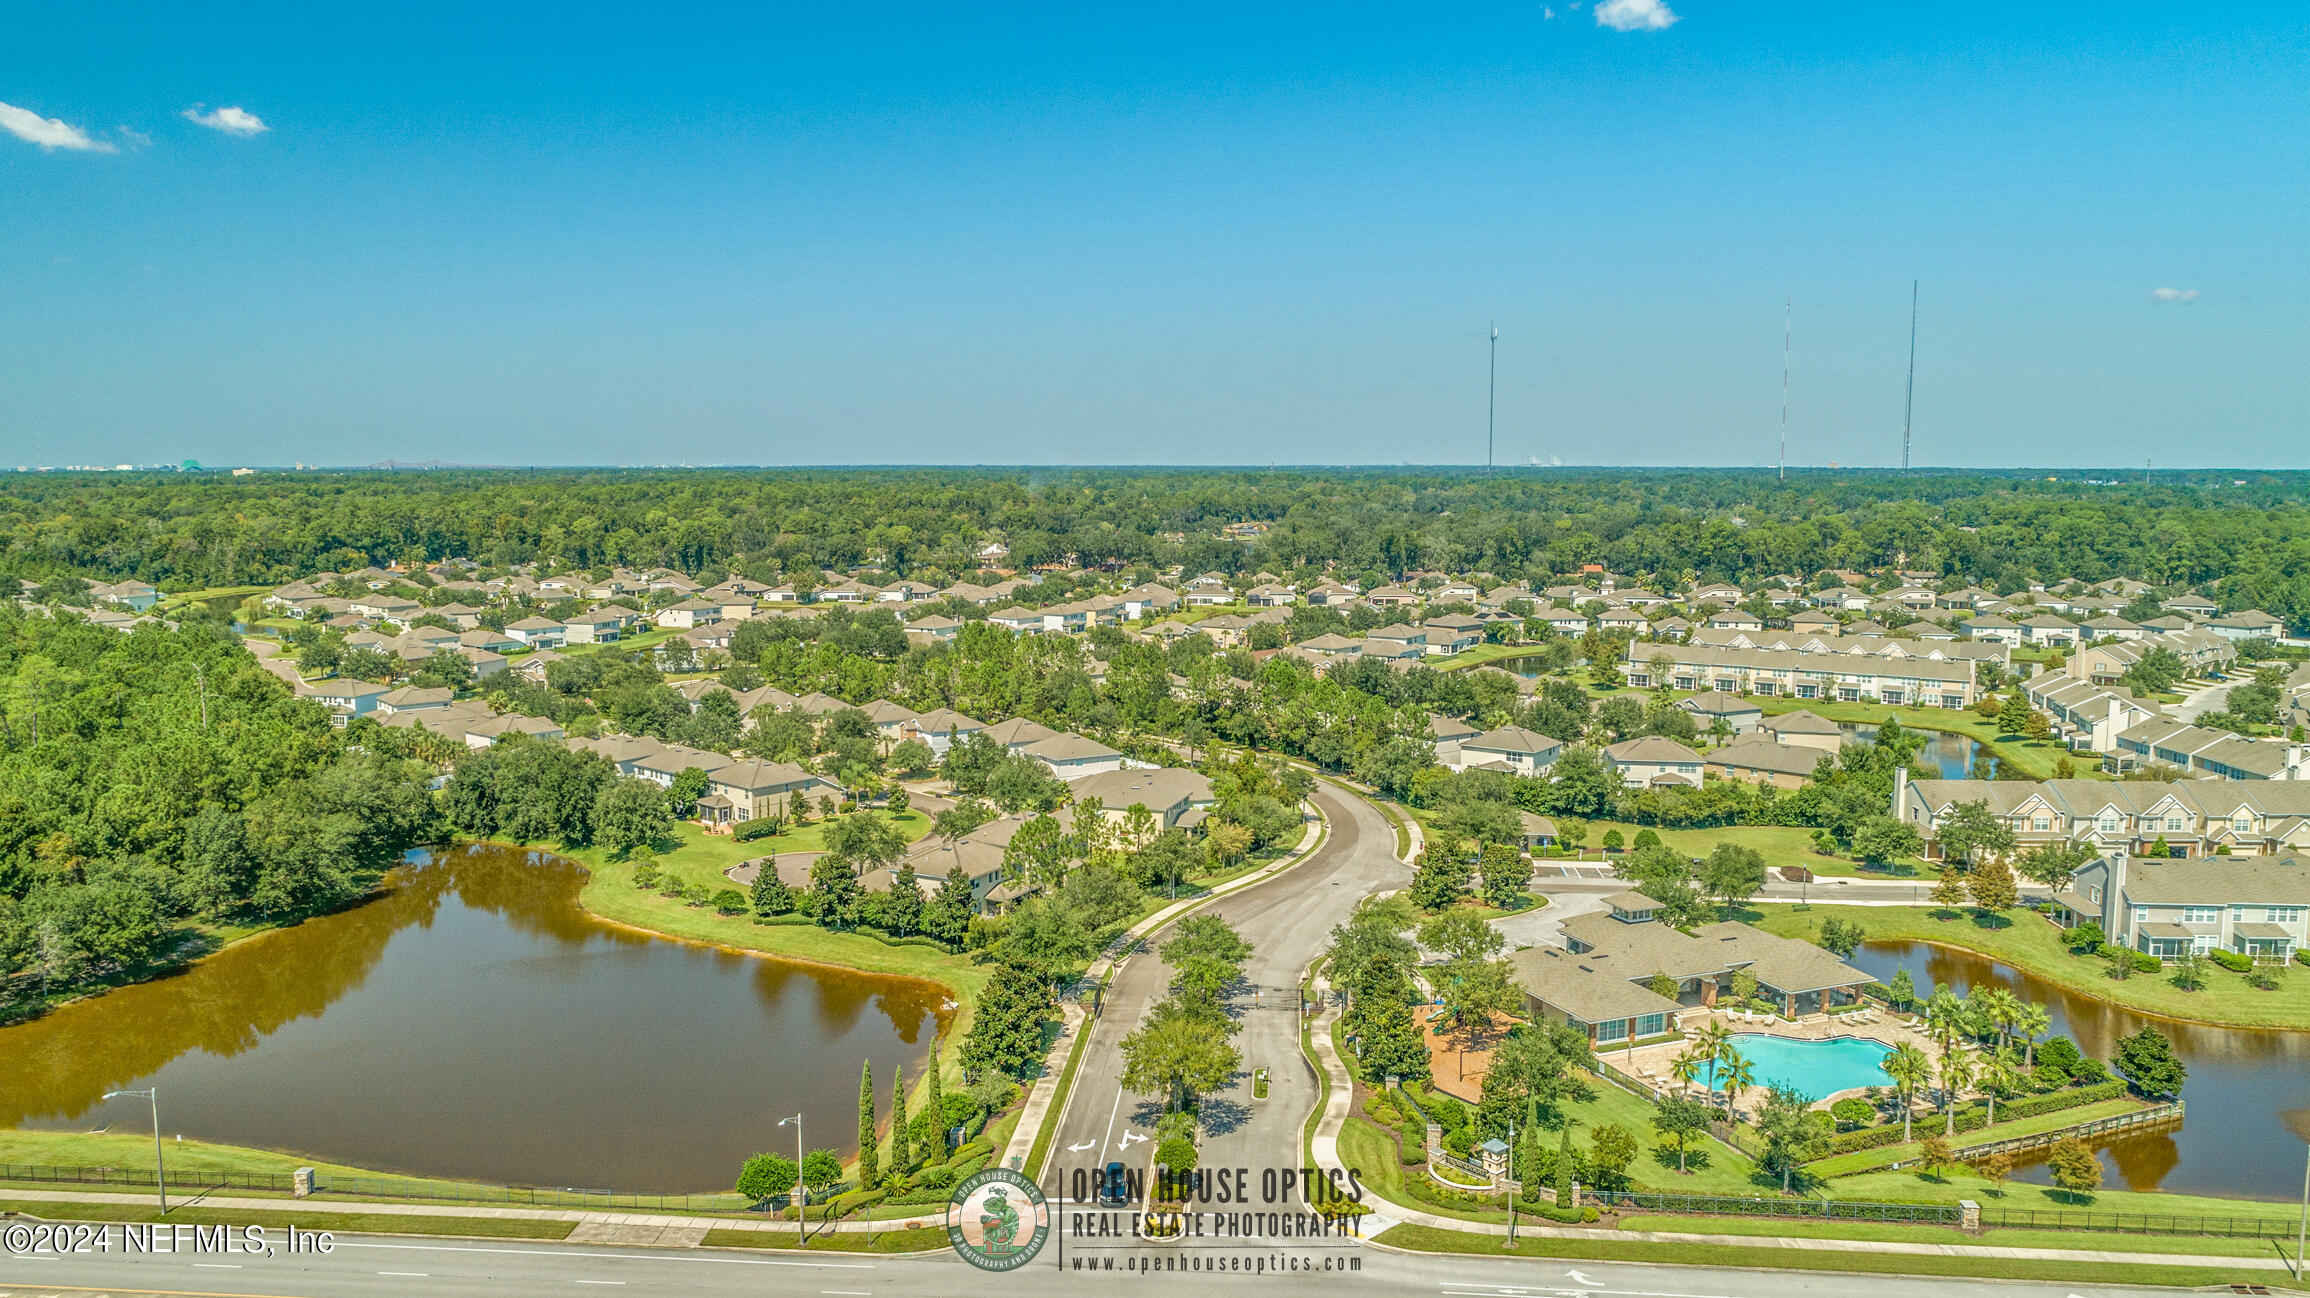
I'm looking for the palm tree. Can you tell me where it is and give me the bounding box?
[1881,1042,1931,1143]
[1925,995,1967,1061]
[1972,986,2017,1050]
[1977,1048,2023,1125]
[1937,1050,1976,1136]
[1717,1046,1756,1122]
[1669,1046,1710,1101]
[2012,1002,2051,1070]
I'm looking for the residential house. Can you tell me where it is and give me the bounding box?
[2208,610,2288,642]
[505,616,567,648]
[1758,709,1844,753]
[1706,736,1824,790]
[307,679,388,724]
[1961,614,2025,646]
[375,686,454,716]
[1364,585,1420,609]
[560,611,625,645]
[653,599,726,629]
[1602,736,1707,787]
[1021,733,1128,781]
[1420,614,1486,655]
[1245,584,1298,608]
[911,707,988,757]
[1675,690,1762,734]
[1069,767,1219,836]
[1454,726,1562,775]
[91,580,161,611]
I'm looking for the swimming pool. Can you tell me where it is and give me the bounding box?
[1712,1034,1893,1100]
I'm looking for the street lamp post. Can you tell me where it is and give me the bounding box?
[103,1089,166,1213]
[2284,1111,2310,1280]
[779,1112,804,1244]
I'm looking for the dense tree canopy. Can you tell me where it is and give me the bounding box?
[0,610,434,1006]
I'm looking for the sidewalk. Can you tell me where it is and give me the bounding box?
[1295,960,2291,1276]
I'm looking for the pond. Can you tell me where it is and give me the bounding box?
[0,844,953,1193]
[1847,940,2310,1200]
[1842,722,1987,780]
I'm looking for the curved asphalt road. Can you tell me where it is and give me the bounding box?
[1037,779,1407,1207]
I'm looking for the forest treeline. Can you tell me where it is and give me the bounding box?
[0,610,436,1010]
[7,469,2310,622]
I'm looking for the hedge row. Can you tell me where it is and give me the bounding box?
[1988,1079,2128,1123]
[1824,1080,2128,1155]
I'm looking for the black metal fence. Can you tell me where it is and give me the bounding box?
[1980,1206,2305,1239]
[1595,1189,1958,1225]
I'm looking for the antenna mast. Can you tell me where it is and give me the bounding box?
[1487,321,1498,470]
[1900,280,1918,471]
[1778,298,1791,482]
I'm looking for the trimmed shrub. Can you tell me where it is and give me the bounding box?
[1829,1098,1876,1130]
[734,818,781,842]
[827,1187,886,1217]
[2208,949,2254,973]
[1156,1137,1198,1173]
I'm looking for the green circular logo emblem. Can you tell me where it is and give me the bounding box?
[945,1167,1050,1272]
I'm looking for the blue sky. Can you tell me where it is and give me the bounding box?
[3,2,2304,468]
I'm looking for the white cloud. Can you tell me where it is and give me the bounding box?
[1596,0,1679,30]
[2149,288,2199,304]
[0,100,116,152]
[182,104,269,136]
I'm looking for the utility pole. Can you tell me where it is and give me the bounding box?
[1778,298,1791,482]
[1901,281,1918,471]
[1487,321,1499,470]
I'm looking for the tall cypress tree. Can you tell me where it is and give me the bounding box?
[888,1064,911,1175]
[856,1060,879,1188]
[923,1037,947,1160]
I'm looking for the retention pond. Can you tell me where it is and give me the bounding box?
[0,843,952,1192]
[1849,940,2310,1200]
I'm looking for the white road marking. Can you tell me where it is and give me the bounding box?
[193,1262,244,1268]
[574,1281,626,1286]
[380,1271,432,1276]
[1119,1130,1147,1147]
[1098,1082,1127,1157]
[326,1240,872,1269]
[1068,1140,1096,1152]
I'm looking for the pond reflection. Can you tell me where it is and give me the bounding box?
[1850,940,2310,1199]
[0,844,952,1192]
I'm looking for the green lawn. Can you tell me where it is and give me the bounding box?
[1745,901,2310,1030]
[1561,1069,1762,1194]
[571,830,979,992]
[158,584,269,612]
[0,1199,575,1240]
[1749,696,2096,781]
[1337,1116,1509,1225]
[703,1225,949,1251]
[1624,1213,2287,1258]
[1572,820,1938,880]
[1804,1099,2143,1178]
[1427,644,1553,672]
[1372,1222,2286,1288]
[0,1128,384,1179]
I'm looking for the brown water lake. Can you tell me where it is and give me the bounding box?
[0,843,952,1192]
[1849,940,2310,1200]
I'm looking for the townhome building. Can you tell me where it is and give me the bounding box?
[2053,853,2309,963]
[1624,642,1977,709]
[2111,719,2310,780]
[2022,676,2165,753]
[1895,770,2310,859]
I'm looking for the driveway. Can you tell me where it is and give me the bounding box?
[1035,778,1406,1207]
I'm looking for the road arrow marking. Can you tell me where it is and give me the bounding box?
[1120,1131,1148,1147]
[1068,1140,1096,1152]
[1565,1271,1603,1288]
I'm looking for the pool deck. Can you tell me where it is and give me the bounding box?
[1593,1005,1974,1113]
